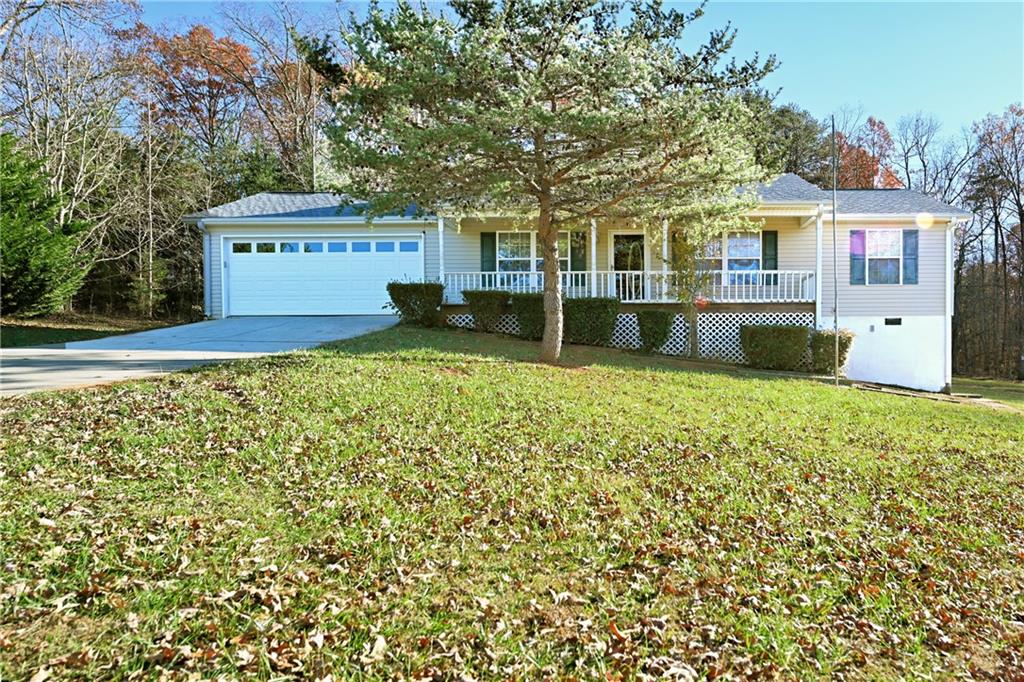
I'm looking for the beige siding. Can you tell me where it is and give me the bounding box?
[443,216,816,273]
[820,220,950,317]
[771,218,817,272]
[205,221,436,319]
[201,213,949,320]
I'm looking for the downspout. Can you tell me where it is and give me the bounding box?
[943,220,956,392]
[199,219,211,319]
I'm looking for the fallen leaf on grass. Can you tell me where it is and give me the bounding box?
[360,635,387,665]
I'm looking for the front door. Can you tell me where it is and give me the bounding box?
[612,234,645,301]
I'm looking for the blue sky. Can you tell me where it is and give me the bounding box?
[141,1,1023,134]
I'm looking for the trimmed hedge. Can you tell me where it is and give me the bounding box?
[462,290,510,333]
[636,309,674,353]
[740,324,810,370]
[510,293,545,340]
[385,282,444,327]
[564,297,620,346]
[810,329,855,374]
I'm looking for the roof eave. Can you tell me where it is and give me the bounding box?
[194,216,436,225]
[823,212,970,221]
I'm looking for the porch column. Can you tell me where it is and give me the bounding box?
[590,218,598,296]
[814,205,823,328]
[661,218,669,301]
[437,216,445,283]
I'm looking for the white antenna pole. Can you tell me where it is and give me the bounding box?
[831,115,839,386]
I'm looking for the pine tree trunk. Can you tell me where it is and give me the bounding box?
[537,199,563,364]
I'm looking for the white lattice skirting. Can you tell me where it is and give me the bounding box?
[447,311,815,364]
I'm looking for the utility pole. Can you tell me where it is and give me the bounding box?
[831,115,839,386]
[147,86,155,318]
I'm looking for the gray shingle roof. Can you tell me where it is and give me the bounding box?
[185,192,426,220]
[186,175,971,221]
[751,173,832,203]
[834,189,972,217]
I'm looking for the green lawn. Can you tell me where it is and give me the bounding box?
[2,326,1022,680]
[0,314,169,348]
[954,376,1024,410]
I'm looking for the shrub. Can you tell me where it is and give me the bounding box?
[740,324,810,370]
[461,290,510,333]
[385,282,444,326]
[564,297,620,346]
[510,293,545,340]
[810,329,855,374]
[636,309,674,353]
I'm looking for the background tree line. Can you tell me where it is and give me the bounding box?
[1,0,333,320]
[1,0,1020,377]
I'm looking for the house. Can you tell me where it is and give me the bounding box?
[185,174,970,392]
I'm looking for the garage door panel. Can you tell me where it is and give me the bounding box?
[226,237,423,315]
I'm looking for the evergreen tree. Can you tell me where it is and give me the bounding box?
[1,133,89,316]
[301,0,775,362]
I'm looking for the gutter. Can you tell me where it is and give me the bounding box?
[192,216,437,226]
[820,213,969,221]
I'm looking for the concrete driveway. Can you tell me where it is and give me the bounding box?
[0,316,396,396]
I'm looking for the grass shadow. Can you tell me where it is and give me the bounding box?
[315,324,825,386]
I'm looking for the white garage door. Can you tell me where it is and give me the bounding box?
[225,236,423,315]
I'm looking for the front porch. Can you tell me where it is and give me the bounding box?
[435,213,825,363]
[441,269,816,304]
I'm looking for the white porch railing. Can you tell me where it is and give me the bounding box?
[443,270,816,304]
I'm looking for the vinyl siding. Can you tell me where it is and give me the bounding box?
[820,220,950,317]
[202,232,212,317]
[200,215,950,320]
[204,221,436,319]
[772,218,817,272]
[443,216,816,273]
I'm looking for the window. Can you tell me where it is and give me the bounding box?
[279,242,299,253]
[727,232,761,272]
[256,242,275,253]
[328,242,346,253]
[352,241,371,253]
[375,241,395,252]
[534,232,571,271]
[399,241,419,252]
[232,242,252,254]
[497,232,531,271]
[866,230,901,284]
[698,239,722,272]
[304,242,324,253]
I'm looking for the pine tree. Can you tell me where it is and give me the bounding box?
[1,133,89,316]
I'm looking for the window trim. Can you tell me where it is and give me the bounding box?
[495,231,535,272]
[495,230,577,272]
[725,231,762,273]
[535,231,571,272]
[862,228,904,286]
[696,232,762,272]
